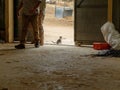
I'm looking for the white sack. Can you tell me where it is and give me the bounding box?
[101,22,120,50]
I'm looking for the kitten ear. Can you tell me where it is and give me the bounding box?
[60,36,62,39]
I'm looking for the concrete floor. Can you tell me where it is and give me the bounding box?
[0,43,120,90]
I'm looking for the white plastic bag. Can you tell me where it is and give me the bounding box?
[101,22,120,50]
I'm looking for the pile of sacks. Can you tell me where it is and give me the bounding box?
[101,22,120,50]
[96,22,120,57]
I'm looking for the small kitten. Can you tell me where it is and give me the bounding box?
[56,36,62,44]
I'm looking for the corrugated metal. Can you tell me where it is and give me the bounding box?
[112,0,120,33]
[74,0,108,45]
[0,0,5,30]
[0,0,5,41]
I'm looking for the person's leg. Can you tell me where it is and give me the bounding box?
[39,14,44,46]
[15,14,30,49]
[20,14,30,44]
[30,14,40,48]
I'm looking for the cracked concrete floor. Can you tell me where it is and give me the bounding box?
[0,43,120,90]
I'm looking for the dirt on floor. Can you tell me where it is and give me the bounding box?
[0,44,120,90]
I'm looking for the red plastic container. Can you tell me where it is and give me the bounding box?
[93,42,111,50]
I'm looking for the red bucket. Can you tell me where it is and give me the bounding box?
[93,42,111,50]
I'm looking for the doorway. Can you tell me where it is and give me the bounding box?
[44,0,74,45]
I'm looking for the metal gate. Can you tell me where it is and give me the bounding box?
[74,0,108,45]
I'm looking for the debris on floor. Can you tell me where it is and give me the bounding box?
[1,88,8,90]
[0,53,5,56]
[94,49,120,57]
[0,39,5,43]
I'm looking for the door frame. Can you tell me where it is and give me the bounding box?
[108,0,113,22]
[5,0,14,42]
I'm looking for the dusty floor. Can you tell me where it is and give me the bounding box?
[0,43,120,90]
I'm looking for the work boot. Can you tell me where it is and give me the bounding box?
[34,42,40,48]
[15,44,25,49]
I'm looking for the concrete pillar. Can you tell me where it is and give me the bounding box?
[5,0,14,42]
